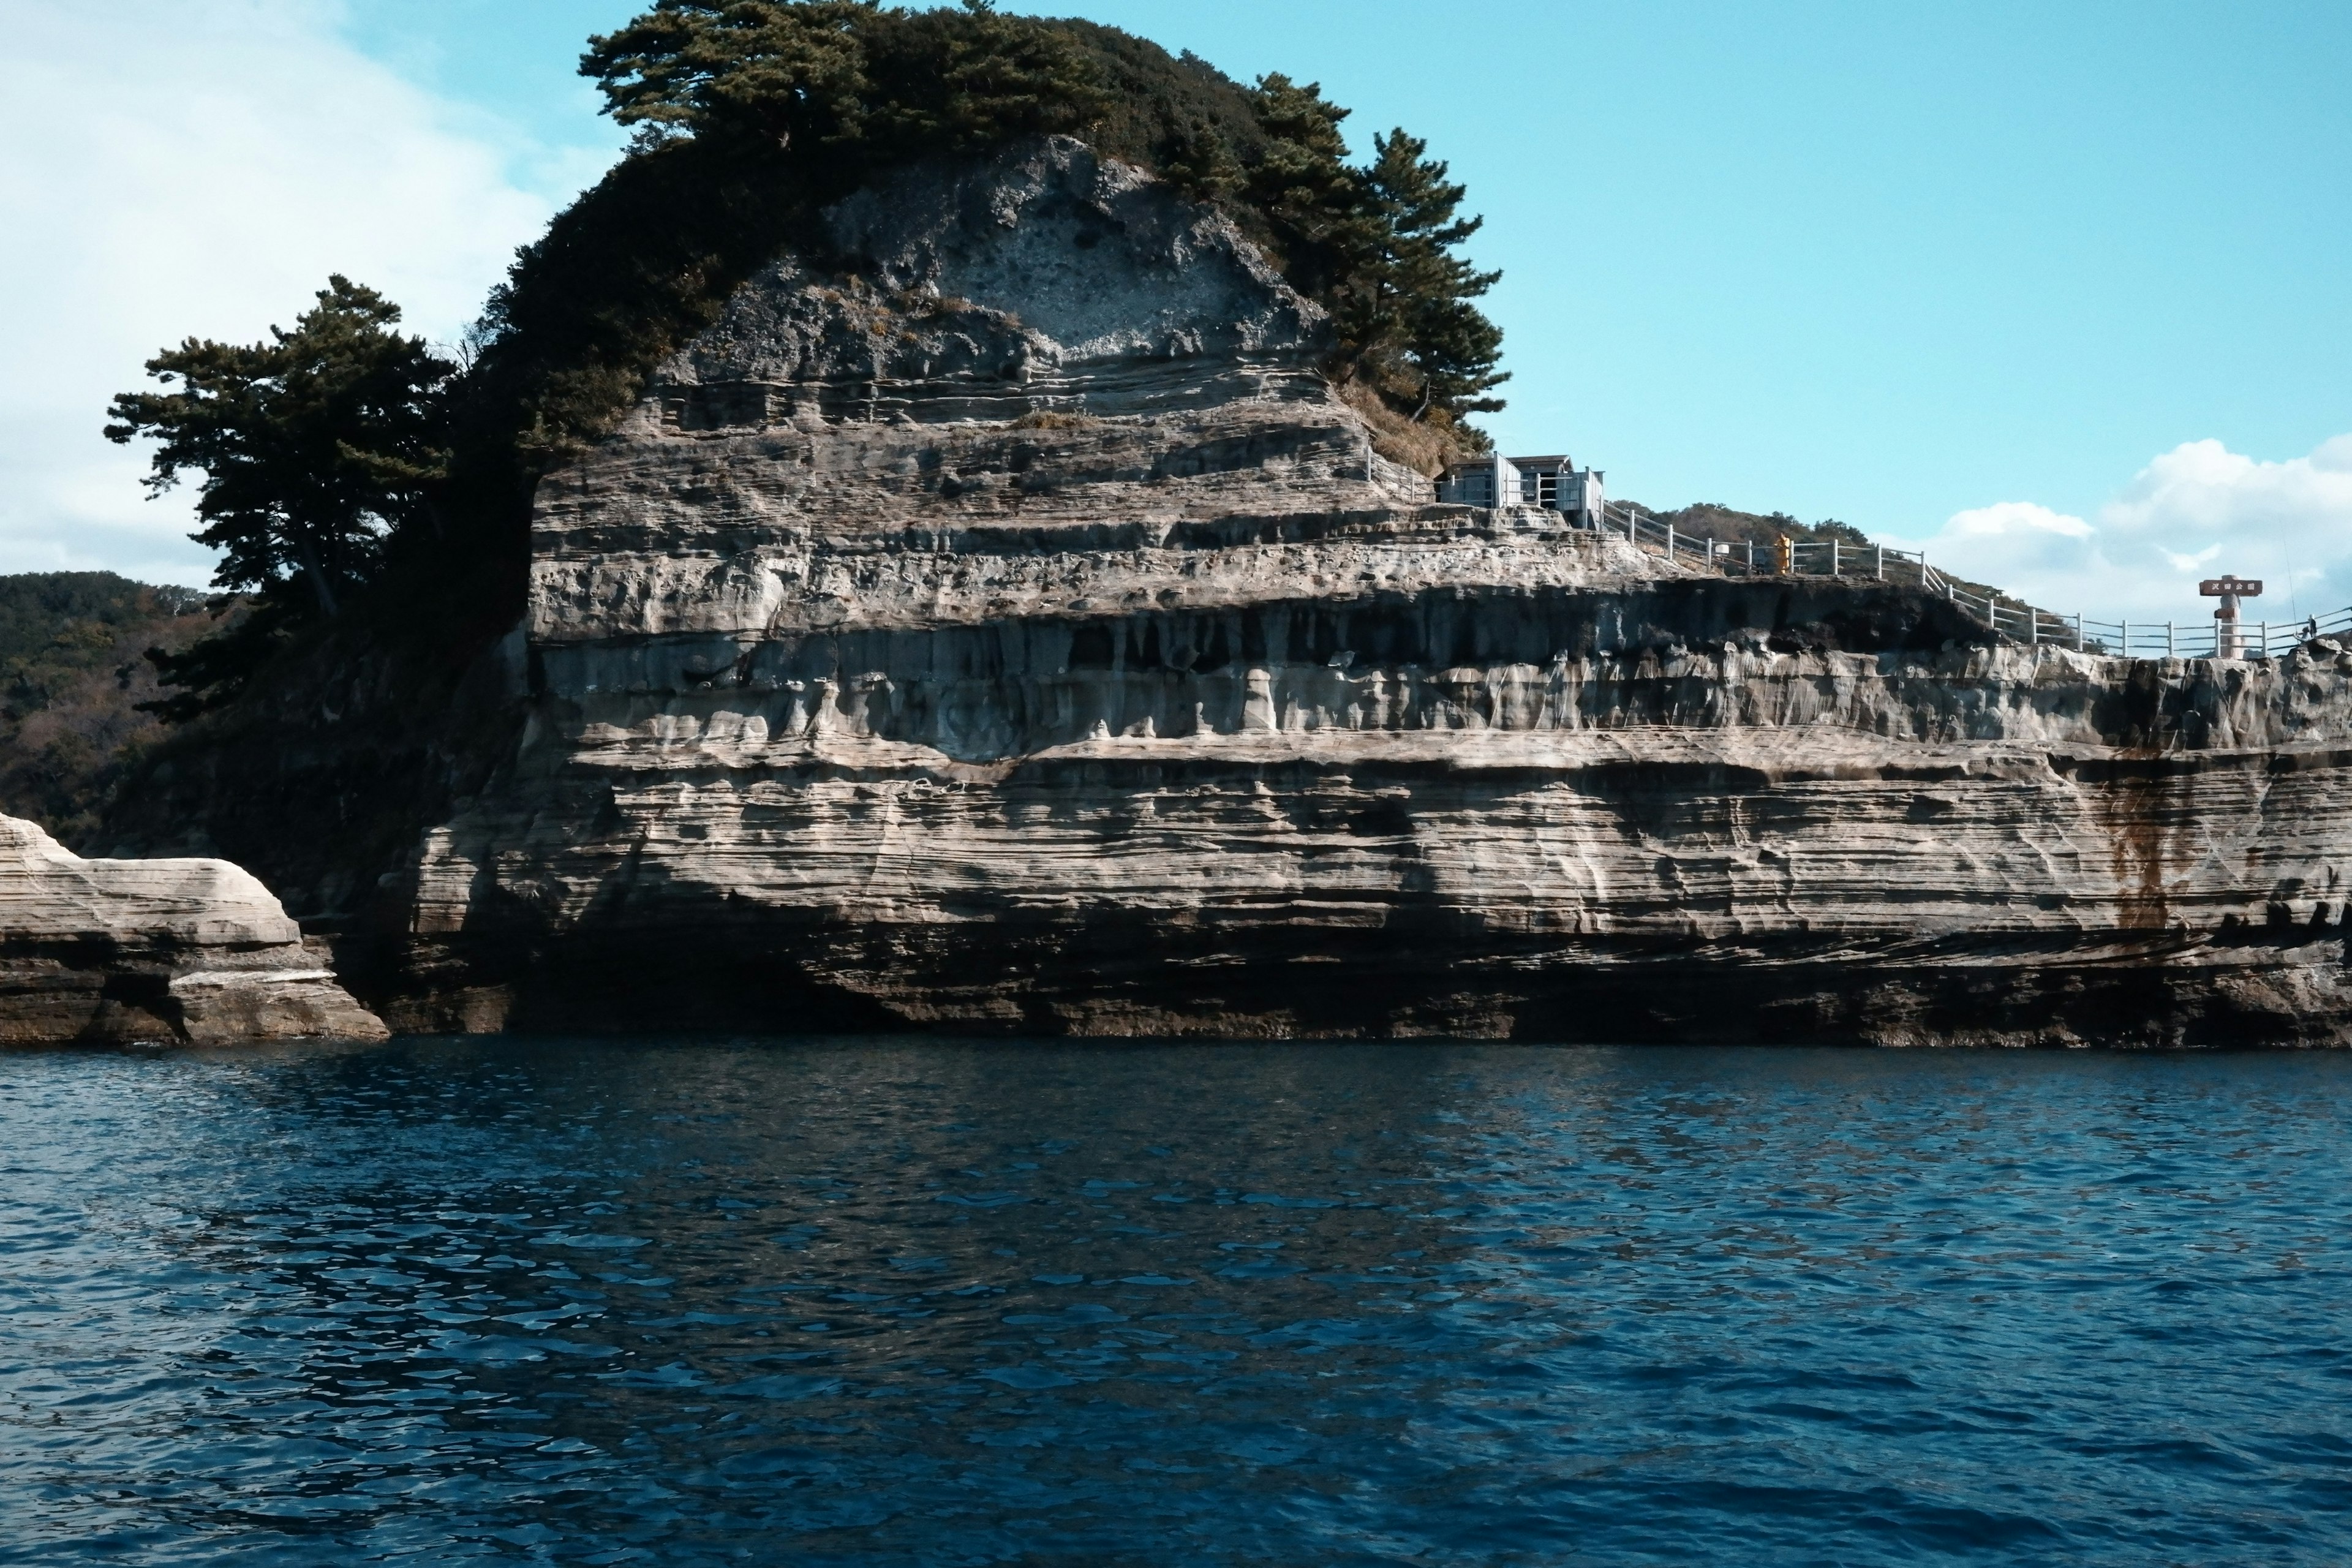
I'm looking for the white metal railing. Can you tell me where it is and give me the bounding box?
[1591,500,2343,660]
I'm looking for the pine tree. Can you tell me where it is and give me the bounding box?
[581,0,876,151]
[1363,130,1507,421]
[1234,89,1507,432]
[865,2,1110,160]
[1242,75,1378,304]
[582,1,1107,167]
[104,277,451,624]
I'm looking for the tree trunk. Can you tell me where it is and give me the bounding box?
[293,536,340,619]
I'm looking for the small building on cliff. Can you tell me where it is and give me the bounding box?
[1436,454,1606,526]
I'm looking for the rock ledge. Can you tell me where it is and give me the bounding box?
[0,816,386,1046]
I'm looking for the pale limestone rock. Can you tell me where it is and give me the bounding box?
[0,815,385,1045]
[653,136,1330,424]
[364,140,2352,1045]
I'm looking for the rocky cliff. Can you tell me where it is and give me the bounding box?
[0,815,385,1044]
[147,137,2352,1046]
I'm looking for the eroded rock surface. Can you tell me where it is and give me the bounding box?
[350,138,2352,1044]
[0,815,386,1045]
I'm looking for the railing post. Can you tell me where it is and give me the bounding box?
[1830,539,1841,577]
[2167,621,2176,658]
[2260,619,2268,657]
[1876,545,1884,581]
[1746,540,1756,574]
[1666,521,1675,561]
[2073,611,2082,649]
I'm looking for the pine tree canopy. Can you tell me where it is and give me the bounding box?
[582,1,1110,165]
[104,277,451,625]
[1360,130,1508,421]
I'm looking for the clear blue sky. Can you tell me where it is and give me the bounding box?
[12,1,2348,617]
[339,0,2352,537]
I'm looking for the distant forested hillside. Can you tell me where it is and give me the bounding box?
[1621,500,2017,601]
[0,574,216,846]
[1622,500,1872,551]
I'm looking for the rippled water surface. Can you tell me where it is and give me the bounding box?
[5,1040,2351,1564]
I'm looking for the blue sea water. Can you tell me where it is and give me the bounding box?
[2,1040,2349,1565]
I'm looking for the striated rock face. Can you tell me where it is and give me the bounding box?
[352,137,2352,1045]
[0,816,386,1045]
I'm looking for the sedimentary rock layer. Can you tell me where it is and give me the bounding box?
[320,137,2352,1043]
[0,815,386,1045]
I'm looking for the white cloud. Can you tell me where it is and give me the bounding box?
[1945,501,2093,540]
[1891,433,2352,624]
[1,0,601,586]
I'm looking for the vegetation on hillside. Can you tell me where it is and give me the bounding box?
[1626,502,1872,552]
[1626,500,2026,606]
[0,574,214,845]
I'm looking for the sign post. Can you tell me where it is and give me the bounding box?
[2199,576,2262,660]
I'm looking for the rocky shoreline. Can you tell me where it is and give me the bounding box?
[81,138,2352,1046]
[0,815,383,1045]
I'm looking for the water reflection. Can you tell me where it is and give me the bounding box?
[3,1042,2350,1564]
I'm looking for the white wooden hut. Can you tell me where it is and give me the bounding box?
[1435,454,1605,527]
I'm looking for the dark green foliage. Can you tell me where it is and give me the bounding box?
[581,0,876,148]
[854,3,1113,162]
[105,278,453,624]
[1050,27,1265,200]
[0,574,213,844]
[1360,130,1507,420]
[583,1,1109,167]
[104,278,453,718]
[1240,75,1378,303]
[1300,126,1509,435]
[114,4,1509,734]
[137,597,290,723]
[0,573,204,655]
[578,6,1506,437]
[1226,84,1503,448]
[458,134,811,480]
[1806,517,1874,548]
